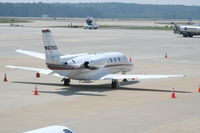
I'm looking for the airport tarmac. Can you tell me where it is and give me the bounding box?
[0,22,200,133]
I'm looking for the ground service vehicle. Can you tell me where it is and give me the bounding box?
[83,17,98,29]
[174,24,200,37]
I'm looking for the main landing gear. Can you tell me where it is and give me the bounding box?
[111,79,128,88]
[111,79,119,88]
[62,78,71,86]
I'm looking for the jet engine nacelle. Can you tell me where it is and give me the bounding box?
[83,58,107,70]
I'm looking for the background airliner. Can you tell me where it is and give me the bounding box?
[6,29,184,88]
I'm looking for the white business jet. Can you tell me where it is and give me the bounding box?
[6,29,184,88]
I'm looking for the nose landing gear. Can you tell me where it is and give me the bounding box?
[61,78,71,86]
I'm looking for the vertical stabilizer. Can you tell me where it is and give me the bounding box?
[42,29,61,64]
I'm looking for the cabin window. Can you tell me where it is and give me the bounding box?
[114,57,117,62]
[118,57,120,61]
[110,58,113,62]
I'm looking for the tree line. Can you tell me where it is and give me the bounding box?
[0,2,200,19]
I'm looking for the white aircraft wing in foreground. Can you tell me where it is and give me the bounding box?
[6,29,185,88]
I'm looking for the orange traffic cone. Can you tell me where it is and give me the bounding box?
[165,53,168,58]
[34,85,39,95]
[3,73,8,82]
[170,88,176,98]
[198,85,200,93]
[36,72,40,78]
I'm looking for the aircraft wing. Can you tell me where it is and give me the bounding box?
[5,65,185,80]
[5,65,64,77]
[16,49,45,60]
[100,74,185,80]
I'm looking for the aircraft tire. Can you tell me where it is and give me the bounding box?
[64,78,71,86]
[189,34,193,37]
[111,79,119,88]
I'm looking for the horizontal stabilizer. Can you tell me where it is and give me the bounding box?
[16,49,88,60]
[16,49,45,60]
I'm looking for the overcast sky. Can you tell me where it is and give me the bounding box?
[0,0,200,6]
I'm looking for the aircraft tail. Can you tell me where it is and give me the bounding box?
[42,29,61,64]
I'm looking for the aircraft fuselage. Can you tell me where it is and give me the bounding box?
[47,52,133,80]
